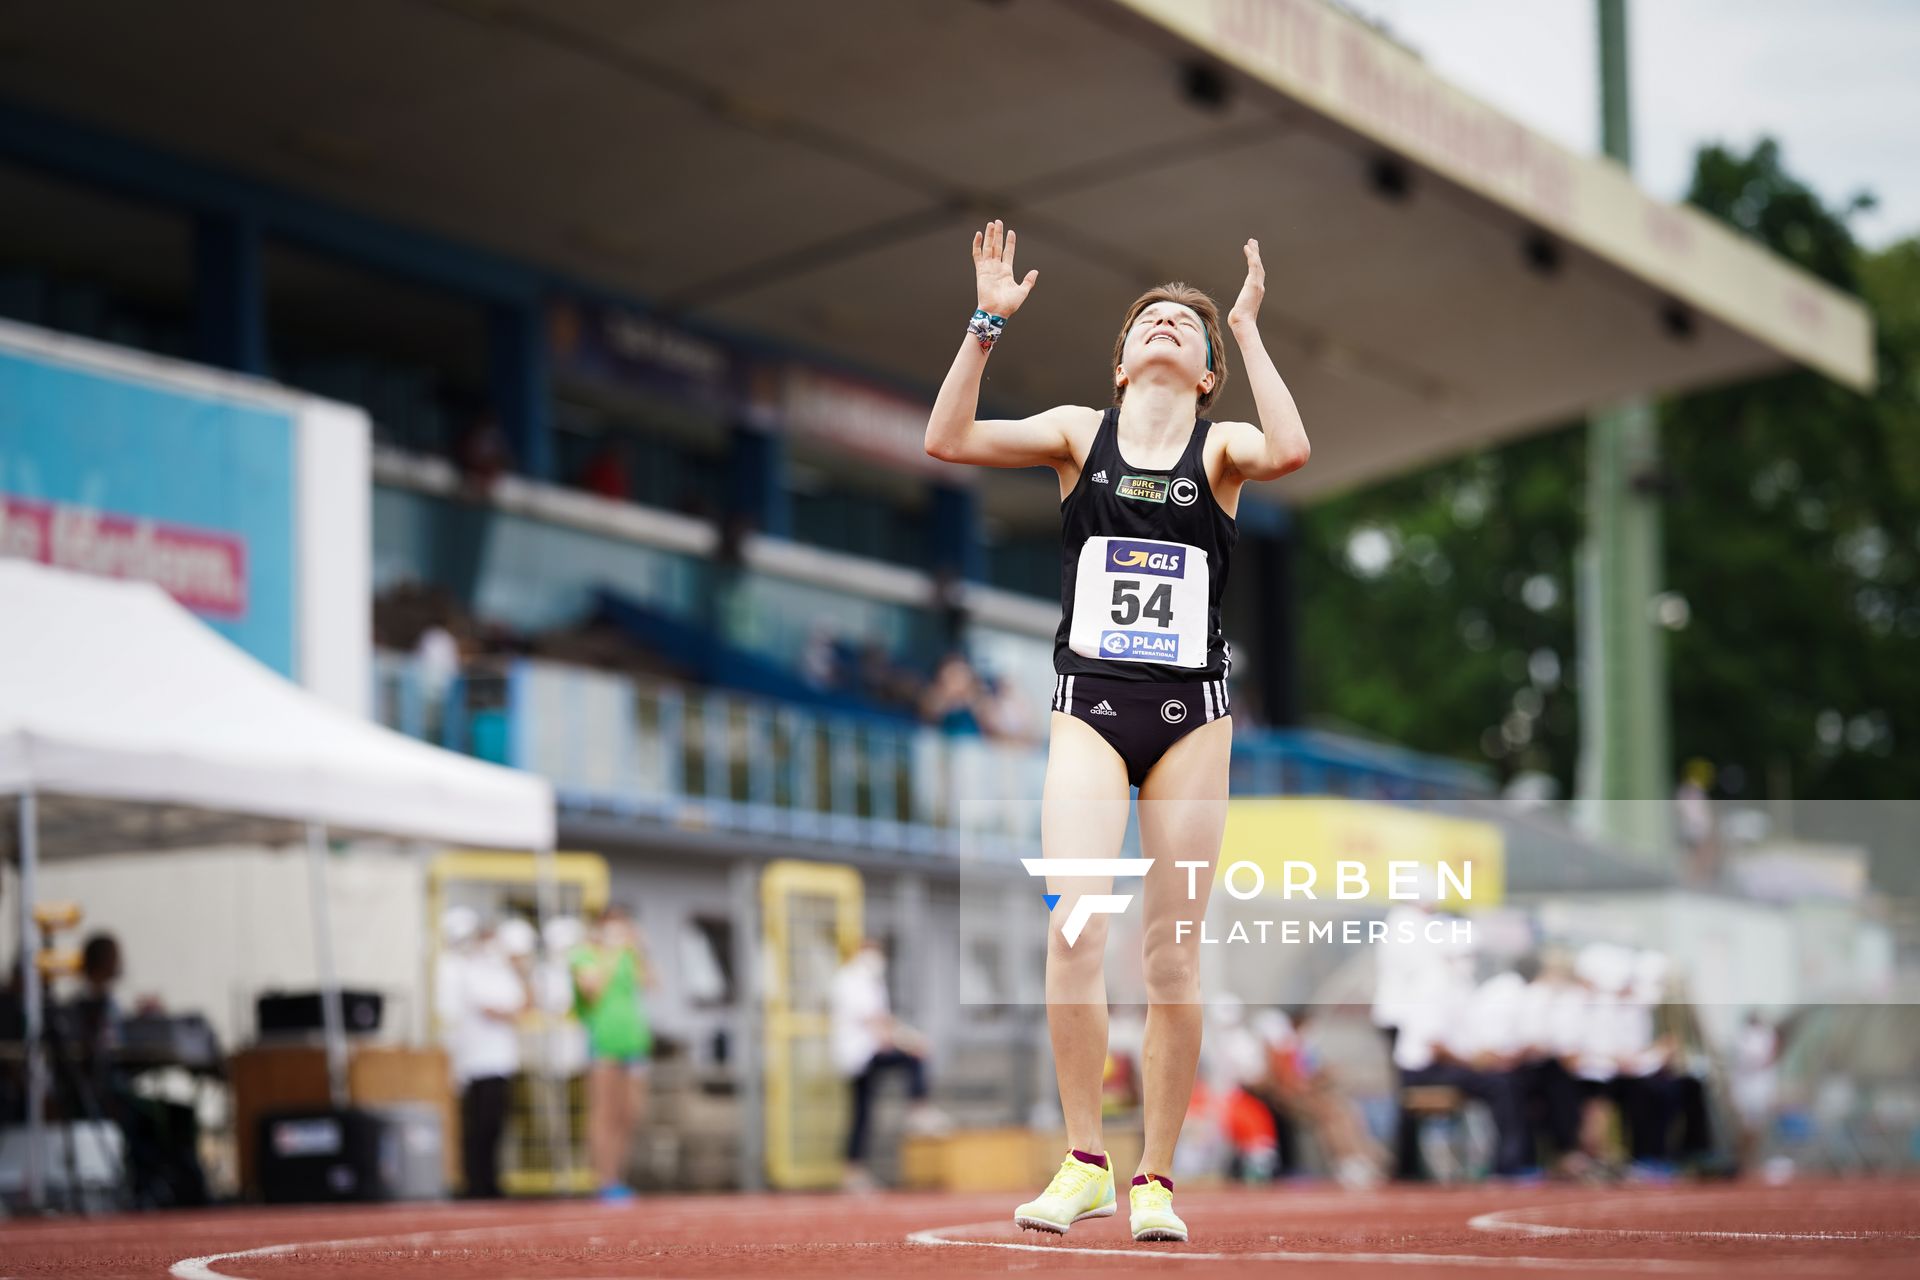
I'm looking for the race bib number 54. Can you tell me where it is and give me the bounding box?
[1067,536,1209,667]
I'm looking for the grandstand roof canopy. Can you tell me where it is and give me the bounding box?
[0,0,1874,505]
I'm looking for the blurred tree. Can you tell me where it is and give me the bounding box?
[1298,138,1920,803]
[1295,425,1585,786]
[1664,141,1918,801]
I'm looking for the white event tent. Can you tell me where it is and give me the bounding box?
[0,560,556,1208]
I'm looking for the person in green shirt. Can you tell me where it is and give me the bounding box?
[570,903,652,1201]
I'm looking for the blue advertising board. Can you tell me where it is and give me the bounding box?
[0,348,298,675]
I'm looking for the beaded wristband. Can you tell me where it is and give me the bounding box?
[968,308,1007,352]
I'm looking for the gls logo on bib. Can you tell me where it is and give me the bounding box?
[1105,540,1184,577]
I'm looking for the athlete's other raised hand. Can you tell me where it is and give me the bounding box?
[1219,235,1310,485]
[973,219,1039,318]
[1227,238,1264,333]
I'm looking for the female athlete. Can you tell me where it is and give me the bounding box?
[924,220,1311,1242]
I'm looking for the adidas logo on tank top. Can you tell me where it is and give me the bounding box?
[1091,469,1109,484]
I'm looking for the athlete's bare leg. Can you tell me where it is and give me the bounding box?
[624,1066,648,1175]
[1041,710,1132,1156]
[588,1060,623,1187]
[1133,714,1231,1181]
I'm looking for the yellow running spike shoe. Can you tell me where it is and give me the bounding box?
[1129,1173,1188,1242]
[1013,1151,1116,1234]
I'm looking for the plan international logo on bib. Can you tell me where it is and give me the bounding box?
[1100,629,1180,661]
[1105,540,1184,577]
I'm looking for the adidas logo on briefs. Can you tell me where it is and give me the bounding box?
[1091,469,1109,484]
[1089,699,1118,716]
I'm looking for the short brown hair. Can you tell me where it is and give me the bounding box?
[1110,283,1229,412]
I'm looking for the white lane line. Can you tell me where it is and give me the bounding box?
[170,1213,643,1280]
[906,1220,1712,1270]
[1469,1198,1920,1242]
[167,1194,927,1280]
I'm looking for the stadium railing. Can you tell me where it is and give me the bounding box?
[375,652,1047,857]
[374,653,1494,857]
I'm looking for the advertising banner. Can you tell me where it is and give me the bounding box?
[0,346,298,676]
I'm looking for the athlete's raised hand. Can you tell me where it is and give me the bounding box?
[1227,238,1264,331]
[972,219,1039,318]
[1220,235,1310,484]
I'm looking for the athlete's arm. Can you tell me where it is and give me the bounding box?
[1220,238,1311,482]
[925,219,1088,470]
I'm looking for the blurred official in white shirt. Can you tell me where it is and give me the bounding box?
[437,914,528,1198]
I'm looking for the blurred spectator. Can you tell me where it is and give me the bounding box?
[1457,956,1641,1181]
[570,904,653,1202]
[535,916,590,1078]
[919,652,991,736]
[1622,952,1681,1174]
[1208,997,1278,1181]
[1372,880,1448,1179]
[799,626,840,691]
[65,935,206,1208]
[437,910,529,1199]
[830,937,942,1191]
[72,932,126,1068]
[1731,1009,1779,1169]
[1254,1008,1384,1189]
[1518,949,1593,1178]
[415,622,462,742]
[1571,943,1627,1158]
[580,439,632,501]
[1573,943,1678,1175]
[71,930,162,1083]
[0,964,22,1130]
[454,411,513,491]
[1393,946,1531,1178]
[1675,759,1719,885]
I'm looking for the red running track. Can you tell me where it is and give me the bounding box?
[2,1178,1917,1278]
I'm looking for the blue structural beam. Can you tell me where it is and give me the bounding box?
[488,301,554,481]
[192,212,266,375]
[929,483,984,583]
[728,425,792,539]
[1241,502,1298,728]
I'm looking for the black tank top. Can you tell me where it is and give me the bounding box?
[1054,406,1237,682]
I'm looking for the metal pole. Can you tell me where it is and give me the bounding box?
[305,823,350,1109]
[729,857,764,1191]
[532,845,571,1194]
[897,873,929,1041]
[1598,0,1633,168]
[18,790,46,1210]
[1579,0,1672,861]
